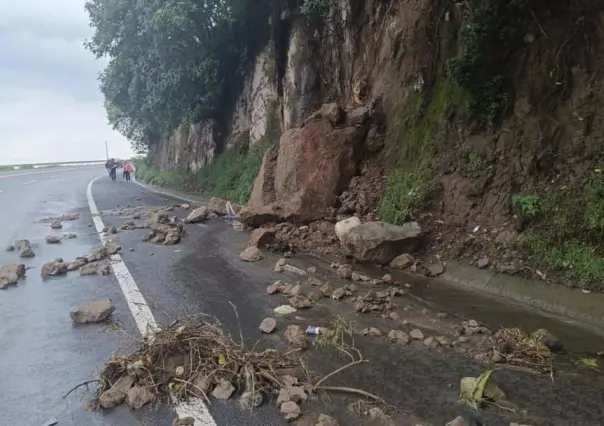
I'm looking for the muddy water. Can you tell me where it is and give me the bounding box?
[308,254,604,355]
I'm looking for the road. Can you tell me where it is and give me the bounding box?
[1,166,604,426]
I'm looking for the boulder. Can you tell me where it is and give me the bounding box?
[45,235,62,244]
[185,206,209,223]
[259,317,277,334]
[389,253,415,270]
[126,386,155,409]
[239,246,263,262]
[0,264,26,289]
[15,239,35,258]
[70,299,115,323]
[246,114,364,223]
[41,260,68,277]
[339,221,422,264]
[248,228,276,249]
[280,401,301,421]
[334,216,361,241]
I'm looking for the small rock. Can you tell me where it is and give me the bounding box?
[212,379,235,400]
[70,299,115,323]
[436,312,447,319]
[533,328,563,352]
[259,317,277,334]
[50,220,62,229]
[239,390,263,409]
[277,258,287,267]
[381,274,393,284]
[468,319,479,328]
[192,375,211,396]
[129,248,135,251]
[307,266,317,274]
[280,401,301,421]
[315,413,339,426]
[0,263,26,289]
[288,295,312,309]
[388,329,409,344]
[368,407,395,425]
[491,350,503,363]
[267,282,282,294]
[361,327,382,336]
[185,206,209,223]
[106,226,117,234]
[424,336,439,348]
[331,287,346,300]
[319,282,333,296]
[477,257,490,268]
[64,233,77,239]
[5,244,14,252]
[389,312,400,321]
[277,386,307,405]
[274,305,297,315]
[458,336,469,343]
[307,291,321,302]
[410,329,424,340]
[248,227,276,249]
[126,386,155,409]
[284,325,308,348]
[436,336,450,346]
[290,284,302,296]
[239,246,263,262]
[336,264,353,279]
[80,262,100,276]
[389,253,415,269]
[45,235,62,244]
[427,262,445,276]
[15,239,35,258]
[446,416,469,426]
[524,33,535,43]
[99,376,134,408]
[41,260,68,277]
[172,418,195,426]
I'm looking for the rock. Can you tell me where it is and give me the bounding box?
[423,336,439,348]
[281,375,298,387]
[381,274,393,284]
[5,244,14,252]
[446,416,469,426]
[246,115,362,223]
[389,253,414,270]
[280,401,301,421]
[267,281,284,294]
[307,291,321,302]
[361,327,382,336]
[277,386,308,405]
[495,230,518,245]
[388,330,409,344]
[477,257,490,268]
[232,220,245,230]
[283,264,308,276]
[148,212,169,225]
[185,206,209,223]
[288,295,312,309]
[468,319,479,327]
[126,386,155,409]
[64,233,77,239]
[336,264,353,279]
[491,350,503,363]
[388,312,400,321]
[368,407,395,425]
[274,305,297,315]
[41,260,68,277]
[209,197,237,216]
[315,413,339,426]
[192,375,211,396]
[239,390,263,409]
[15,239,35,258]
[0,264,26,289]
[106,226,117,234]
[334,217,361,241]
[70,299,115,323]
[436,336,450,346]
[212,379,235,400]
[351,272,370,281]
[331,287,347,300]
[284,325,308,348]
[99,376,135,408]
[320,282,333,296]
[290,284,302,296]
[80,262,100,275]
[248,228,276,249]
[410,329,424,340]
[339,221,422,264]
[172,417,195,426]
[50,220,62,229]
[239,246,263,262]
[45,235,62,244]
[426,262,445,277]
[533,329,563,352]
[259,317,277,333]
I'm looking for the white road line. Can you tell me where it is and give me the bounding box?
[22,179,37,185]
[86,176,217,426]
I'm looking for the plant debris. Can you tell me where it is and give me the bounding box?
[492,327,553,374]
[459,369,506,411]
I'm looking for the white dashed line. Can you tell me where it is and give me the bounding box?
[86,176,216,426]
[22,179,37,185]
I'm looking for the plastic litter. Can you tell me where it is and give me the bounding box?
[306,326,321,335]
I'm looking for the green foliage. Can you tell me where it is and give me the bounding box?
[462,152,486,174]
[448,0,529,125]
[379,79,463,224]
[301,0,332,19]
[85,0,273,145]
[512,194,542,219]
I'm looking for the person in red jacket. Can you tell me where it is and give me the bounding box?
[122,161,134,181]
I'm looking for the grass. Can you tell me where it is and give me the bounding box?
[378,78,466,224]
[517,170,604,290]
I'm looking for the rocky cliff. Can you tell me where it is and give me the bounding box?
[151,0,604,290]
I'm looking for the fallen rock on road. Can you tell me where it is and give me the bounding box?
[240,246,263,262]
[45,235,62,244]
[184,206,209,223]
[41,259,68,277]
[0,264,26,289]
[14,239,35,258]
[70,299,115,324]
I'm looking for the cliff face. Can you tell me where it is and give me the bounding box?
[151,0,604,287]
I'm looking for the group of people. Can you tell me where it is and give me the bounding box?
[105,158,134,181]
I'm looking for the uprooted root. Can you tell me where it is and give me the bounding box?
[94,316,301,407]
[493,327,553,374]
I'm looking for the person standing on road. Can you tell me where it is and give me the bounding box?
[123,161,134,181]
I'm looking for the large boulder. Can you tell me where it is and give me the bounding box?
[0,264,26,289]
[70,299,115,323]
[339,221,422,264]
[185,206,209,223]
[245,110,366,224]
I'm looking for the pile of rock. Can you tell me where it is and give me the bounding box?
[143,212,185,245]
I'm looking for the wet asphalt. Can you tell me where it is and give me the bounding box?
[3,166,604,426]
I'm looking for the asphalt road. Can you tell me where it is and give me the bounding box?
[2,166,604,426]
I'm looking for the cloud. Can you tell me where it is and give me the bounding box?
[0,0,133,164]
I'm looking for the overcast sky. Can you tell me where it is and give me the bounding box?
[0,0,133,164]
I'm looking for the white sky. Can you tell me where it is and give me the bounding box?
[0,0,133,164]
